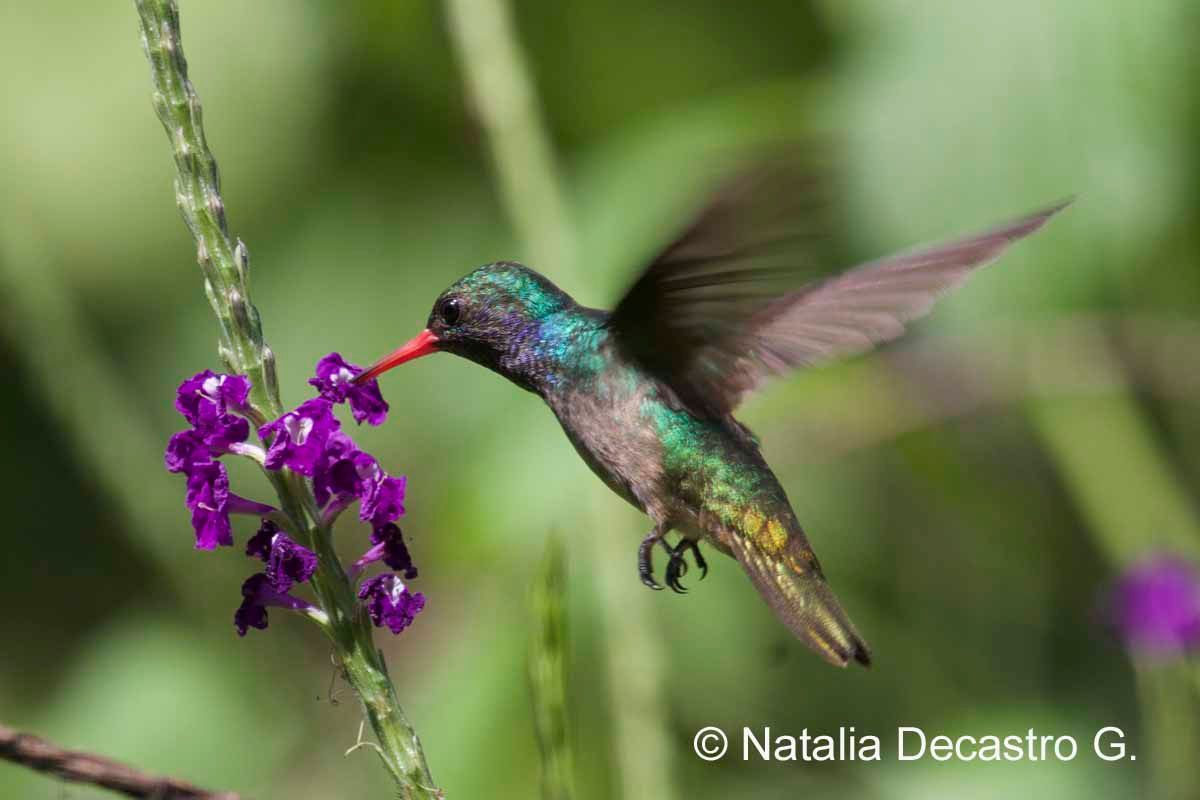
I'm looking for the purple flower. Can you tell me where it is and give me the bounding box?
[186,462,233,550]
[177,371,250,421]
[235,573,315,636]
[309,353,389,426]
[309,432,406,526]
[175,371,251,451]
[352,523,418,579]
[361,470,407,527]
[244,521,318,592]
[311,431,362,507]
[1112,554,1200,657]
[359,574,425,634]
[259,398,338,476]
[184,463,276,550]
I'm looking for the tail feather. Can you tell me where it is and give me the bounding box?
[730,534,871,668]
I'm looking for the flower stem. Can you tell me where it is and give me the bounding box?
[134,0,280,418]
[133,1,438,795]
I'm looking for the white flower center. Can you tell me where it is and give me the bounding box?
[285,414,314,445]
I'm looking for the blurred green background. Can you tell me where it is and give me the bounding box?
[2,0,1199,798]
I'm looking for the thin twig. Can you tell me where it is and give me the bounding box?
[0,723,239,800]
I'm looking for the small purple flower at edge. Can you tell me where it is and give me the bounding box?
[1111,553,1200,658]
[309,353,389,426]
[359,573,425,634]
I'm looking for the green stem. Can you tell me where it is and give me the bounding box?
[444,0,575,273]
[133,2,437,796]
[1027,335,1200,796]
[529,534,574,800]
[444,3,678,798]
[134,0,278,417]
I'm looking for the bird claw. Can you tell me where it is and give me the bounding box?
[640,531,708,592]
[665,539,707,593]
[639,531,664,591]
[666,551,689,593]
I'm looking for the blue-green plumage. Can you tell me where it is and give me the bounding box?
[359,197,1067,668]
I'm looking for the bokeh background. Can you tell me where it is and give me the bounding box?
[3,1,1200,798]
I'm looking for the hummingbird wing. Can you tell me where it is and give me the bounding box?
[608,172,1069,418]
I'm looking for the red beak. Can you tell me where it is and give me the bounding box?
[353,329,440,384]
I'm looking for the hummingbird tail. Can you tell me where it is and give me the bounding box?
[731,534,872,668]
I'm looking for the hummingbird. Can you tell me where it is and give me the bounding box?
[355,171,1068,668]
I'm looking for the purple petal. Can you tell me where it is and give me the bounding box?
[358,574,425,634]
[266,534,318,593]
[185,461,232,550]
[177,371,251,419]
[234,595,270,637]
[371,523,418,579]
[246,520,278,562]
[347,382,388,426]
[312,431,363,507]
[165,430,210,474]
[246,521,317,592]
[259,398,338,476]
[227,494,277,517]
[351,523,418,579]
[361,474,407,527]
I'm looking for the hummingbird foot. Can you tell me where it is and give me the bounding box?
[638,530,665,591]
[665,538,707,594]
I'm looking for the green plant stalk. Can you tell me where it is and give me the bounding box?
[1028,340,1200,797]
[134,1,437,795]
[529,535,574,800]
[444,0,575,273]
[444,2,678,798]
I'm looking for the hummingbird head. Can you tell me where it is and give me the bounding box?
[355,262,577,389]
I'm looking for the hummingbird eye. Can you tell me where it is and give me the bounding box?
[437,297,463,326]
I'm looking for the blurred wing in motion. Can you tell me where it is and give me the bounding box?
[607,166,1070,418]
